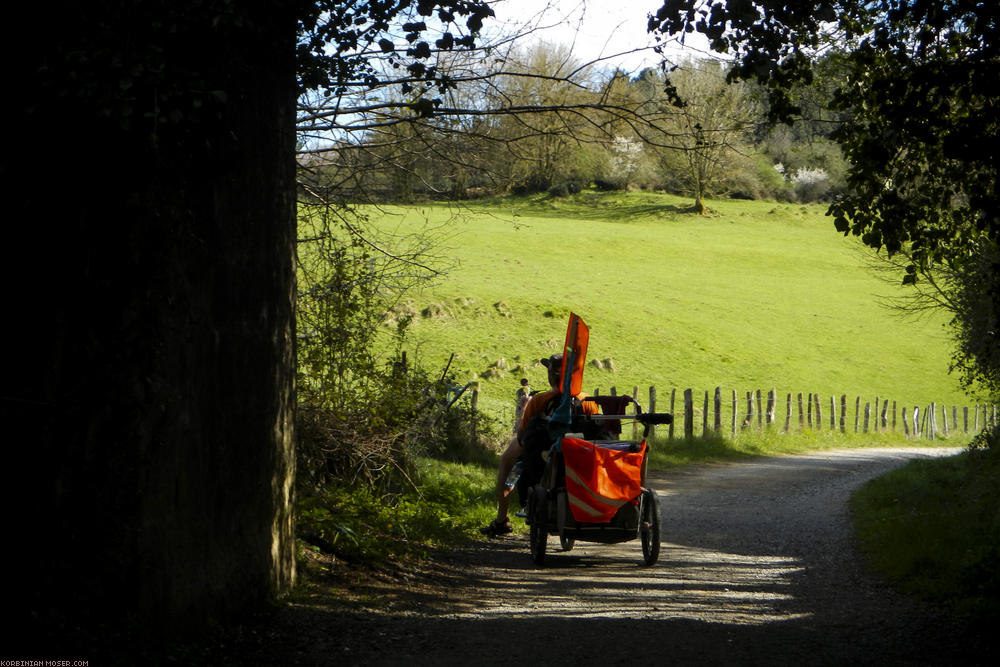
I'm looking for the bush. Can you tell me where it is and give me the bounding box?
[296,207,502,496]
[791,167,833,202]
[547,182,570,197]
[593,178,625,191]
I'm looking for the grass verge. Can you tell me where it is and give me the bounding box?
[851,441,1000,623]
[296,457,497,566]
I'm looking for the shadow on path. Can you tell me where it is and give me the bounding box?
[234,449,995,666]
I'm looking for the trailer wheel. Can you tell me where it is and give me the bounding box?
[640,488,661,566]
[529,486,548,565]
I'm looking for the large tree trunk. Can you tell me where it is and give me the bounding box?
[3,0,297,647]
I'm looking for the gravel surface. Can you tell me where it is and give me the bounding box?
[242,448,997,666]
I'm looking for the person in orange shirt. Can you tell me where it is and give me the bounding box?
[481,353,599,537]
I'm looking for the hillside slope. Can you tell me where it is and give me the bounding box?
[369,191,966,423]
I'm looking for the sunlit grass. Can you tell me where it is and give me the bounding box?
[359,190,970,425]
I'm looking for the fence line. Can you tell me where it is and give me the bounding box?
[589,385,998,441]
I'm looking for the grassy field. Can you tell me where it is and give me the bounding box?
[364,190,973,432]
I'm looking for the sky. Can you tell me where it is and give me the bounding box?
[487,0,711,74]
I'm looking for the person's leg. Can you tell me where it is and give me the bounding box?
[494,436,522,524]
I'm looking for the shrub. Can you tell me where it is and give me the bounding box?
[547,182,570,198]
[593,178,625,191]
[296,207,502,495]
[790,167,832,202]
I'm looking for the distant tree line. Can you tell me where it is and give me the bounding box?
[298,41,850,208]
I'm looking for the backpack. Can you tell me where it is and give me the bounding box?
[515,393,610,506]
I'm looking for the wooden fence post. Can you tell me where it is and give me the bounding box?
[814,393,822,429]
[941,405,949,436]
[756,390,763,428]
[892,400,897,431]
[731,390,737,438]
[745,391,754,428]
[807,392,813,427]
[766,389,776,426]
[874,397,880,432]
[840,394,847,433]
[798,393,804,428]
[668,388,675,439]
[649,386,658,439]
[684,388,694,439]
[964,406,969,433]
[703,390,709,435]
[864,402,871,432]
[902,406,910,437]
[714,387,722,433]
[855,397,861,433]
[785,393,792,432]
[880,400,888,430]
[914,406,921,437]
[633,386,639,440]
[929,403,937,441]
[829,395,835,430]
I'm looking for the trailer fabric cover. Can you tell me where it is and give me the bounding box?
[561,437,644,522]
[551,313,589,433]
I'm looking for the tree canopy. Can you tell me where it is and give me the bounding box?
[649,0,998,280]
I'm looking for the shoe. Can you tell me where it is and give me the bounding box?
[480,518,513,537]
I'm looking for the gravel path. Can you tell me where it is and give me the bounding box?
[247,448,997,666]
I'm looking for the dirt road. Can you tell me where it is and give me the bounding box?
[250,448,997,666]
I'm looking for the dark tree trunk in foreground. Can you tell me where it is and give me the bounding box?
[3,1,297,647]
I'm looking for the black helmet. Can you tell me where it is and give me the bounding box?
[540,353,563,370]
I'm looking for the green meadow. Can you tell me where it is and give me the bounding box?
[365,190,970,428]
